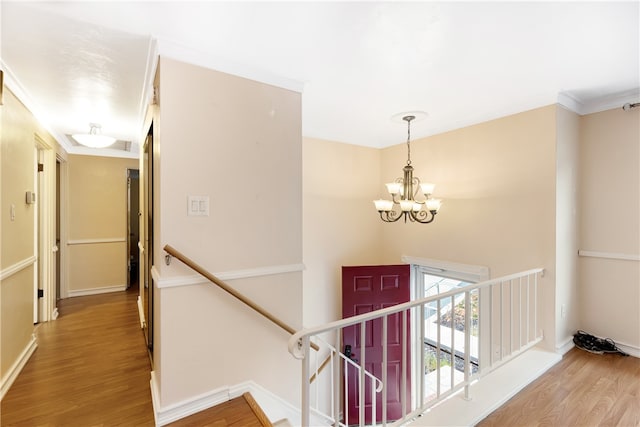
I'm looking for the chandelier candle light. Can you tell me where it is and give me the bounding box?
[374,115,442,223]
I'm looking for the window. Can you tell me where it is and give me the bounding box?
[404,256,488,399]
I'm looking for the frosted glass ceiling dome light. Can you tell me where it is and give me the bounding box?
[374,114,442,224]
[72,123,116,148]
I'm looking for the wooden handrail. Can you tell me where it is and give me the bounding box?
[163,244,319,351]
[309,353,332,383]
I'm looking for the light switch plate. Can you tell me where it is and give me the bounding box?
[25,191,36,204]
[187,196,209,216]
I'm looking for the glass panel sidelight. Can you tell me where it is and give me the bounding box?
[419,272,479,404]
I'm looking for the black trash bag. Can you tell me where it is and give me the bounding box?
[573,330,629,356]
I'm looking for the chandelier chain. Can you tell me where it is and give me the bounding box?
[406,117,412,166]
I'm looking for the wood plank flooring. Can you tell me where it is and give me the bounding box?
[165,393,269,427]
[3,285,639,427]
[0,286,269,427]
[477,347,640,427]
[1,286,155,426]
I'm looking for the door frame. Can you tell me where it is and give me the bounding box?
[56,153,68,302]
[33,134,57,322]
[140,125,154,356]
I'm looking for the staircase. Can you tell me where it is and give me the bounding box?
[165,392,274,427]
[161,247,551,426]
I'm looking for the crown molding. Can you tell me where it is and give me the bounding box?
[558,88,640,116]
[0,60,73,153]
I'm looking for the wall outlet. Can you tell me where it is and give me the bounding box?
[561,304,567,319]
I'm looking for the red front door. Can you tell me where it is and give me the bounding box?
[342,265,411,425]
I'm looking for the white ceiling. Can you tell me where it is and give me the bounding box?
[1,1,639,157]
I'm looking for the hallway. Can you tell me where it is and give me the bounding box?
[1,287,155,426]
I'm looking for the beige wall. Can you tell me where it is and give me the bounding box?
[302,103,639,357]
[153,57,303,407]
[578,107,640,350]
[66,154,138,294]
[1,89,56,381]
[302,107,560,352]
[302,137,383,327]
[379,106,558,348]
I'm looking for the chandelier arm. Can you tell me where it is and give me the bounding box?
[412,177,422,200]
[410,210,437,224]
[379,210,404,223]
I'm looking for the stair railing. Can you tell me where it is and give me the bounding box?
[163,244,319,351]
[307,336,383,426]
[289,268,545,427]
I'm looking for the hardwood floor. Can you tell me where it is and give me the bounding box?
[3,287,639,427]
[1,285,155,426]
[165,393,271,427]
[478,348,640,427]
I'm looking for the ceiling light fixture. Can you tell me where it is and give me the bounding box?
[72,123,116,148]
[374,114,441,223]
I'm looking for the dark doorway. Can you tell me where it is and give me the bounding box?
[142,124,154,358]
[127,168,140,290]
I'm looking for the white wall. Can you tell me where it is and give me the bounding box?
[578,107,640,353]
[153,57,303,408]
[302,137,383,328]
[555,106,581,352]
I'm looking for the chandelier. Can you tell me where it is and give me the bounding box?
[374,115,441,223]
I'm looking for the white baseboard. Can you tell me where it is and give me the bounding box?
[556,336,575,355]
[1,334,37,400]
[151,371,230,426]
[230,381,303,426]
[52,307,59,320]
[150,376,307,427]
[570,333,640,358]
[617,341,640,358]
[67,284,126,297]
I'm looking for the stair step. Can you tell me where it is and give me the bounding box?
[165,392,273,427]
